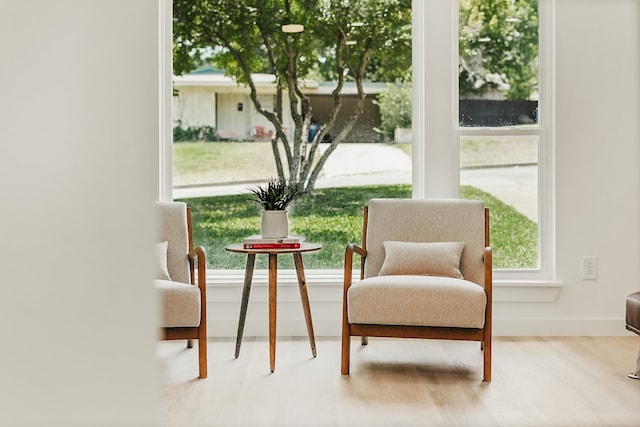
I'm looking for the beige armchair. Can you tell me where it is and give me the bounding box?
[341,199,492,381]
[154,201,207,378]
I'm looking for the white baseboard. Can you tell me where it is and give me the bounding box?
[206,313,630,338]
[492,317,629,336]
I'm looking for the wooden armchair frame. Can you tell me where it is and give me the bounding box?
[341,205,492,382]
[159,207,208,379]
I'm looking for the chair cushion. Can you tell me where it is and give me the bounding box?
[155,279,201,328]
[153,241,172,281]
[347,275,487,328]
[154,202,191,285]
[364,199,486,287]
[379,241,465,279]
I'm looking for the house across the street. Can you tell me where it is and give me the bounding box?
[172,67,386,143]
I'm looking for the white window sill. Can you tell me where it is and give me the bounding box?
[206,269,563,303]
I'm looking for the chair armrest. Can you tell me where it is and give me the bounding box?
[344,244,367,291]
[188,246,207,292]
[484,246,493,330]
[188,245,207,334]
[343,244,367,333]
[483,246,492,293]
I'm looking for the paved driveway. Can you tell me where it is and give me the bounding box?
[174,143,537,222]
[461,165,537,222]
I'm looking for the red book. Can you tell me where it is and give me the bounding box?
[243,242,301,249]
[243,235,303,244]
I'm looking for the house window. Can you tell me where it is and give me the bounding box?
[414,0,555,280]
[459,0,542,271]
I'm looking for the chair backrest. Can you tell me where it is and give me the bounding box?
[364,198,487,286]
[154,201,191,284]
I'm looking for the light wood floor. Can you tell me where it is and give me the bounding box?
[158,336,640,427]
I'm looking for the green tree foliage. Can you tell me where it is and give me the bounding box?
[459,0,538,100]
[173,0,411,192]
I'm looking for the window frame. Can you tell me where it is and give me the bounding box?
[160,0,173,202]
[161,0,558,286]
[413,0,556,283]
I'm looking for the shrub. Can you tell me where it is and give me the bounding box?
[173,122,218,142]
[375,82,412,141]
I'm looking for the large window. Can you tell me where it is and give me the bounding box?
[458,0,542,270]
[171,1,413,271]
[166,0,554,279]
[415,0,554,280]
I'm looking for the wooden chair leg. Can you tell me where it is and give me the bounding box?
[483,336,492,382]
[198,311,208,378]
[187,339,194,348]
[341,323,351,375]
[361,336,368,345]
[198,339,207,378]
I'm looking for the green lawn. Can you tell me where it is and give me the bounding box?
[174,140,539,270]
[173,142,279,186]
[178,184,537,270]
[173,138,538,186]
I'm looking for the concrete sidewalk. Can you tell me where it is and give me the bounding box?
[173,143,537,222]
[173,143,412,197]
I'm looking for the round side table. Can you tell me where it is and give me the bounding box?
[225,242,322,372]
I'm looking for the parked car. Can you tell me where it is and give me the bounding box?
[308,122,332,143]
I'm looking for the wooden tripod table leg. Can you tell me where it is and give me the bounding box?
[235,253,256,359]
[293,252,317,357]
[268,253,278,372]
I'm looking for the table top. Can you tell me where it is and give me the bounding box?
[225,242,322,255]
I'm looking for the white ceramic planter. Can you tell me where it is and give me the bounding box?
[261,210,289,238]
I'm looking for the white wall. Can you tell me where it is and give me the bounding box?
[216,93,252,138]
[0,1,160,426]
[494,0,640,335]
[173,87,217,128]
[205,0,640,338]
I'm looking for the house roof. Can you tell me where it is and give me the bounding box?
[173,68,387,95]
[174,72,277,86]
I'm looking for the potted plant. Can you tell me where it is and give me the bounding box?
[247,178,304,238]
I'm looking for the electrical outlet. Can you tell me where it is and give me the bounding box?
[582,256,598,280]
